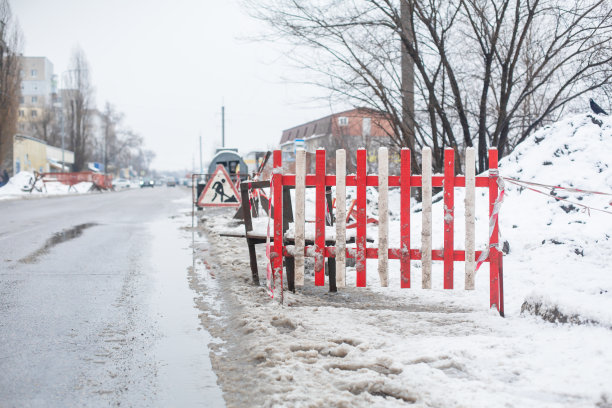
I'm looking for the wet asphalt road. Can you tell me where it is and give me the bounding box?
[0,187,224,407]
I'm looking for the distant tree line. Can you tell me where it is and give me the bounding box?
[0,0,21,173]
[31,46,156,175]
[248,0,612,173]
[0,0,154,176]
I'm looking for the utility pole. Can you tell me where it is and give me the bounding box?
[61,112,65,171]
[221,105,225,148]
[199,133,203,174]
[400,0,415,151]
[103,112,108,174]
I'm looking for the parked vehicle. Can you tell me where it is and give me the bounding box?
[140,178,155,188]
[112,178,132,189]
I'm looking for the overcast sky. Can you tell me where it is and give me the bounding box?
[12,0,337,171]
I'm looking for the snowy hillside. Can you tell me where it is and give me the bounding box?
[497,113,612,325]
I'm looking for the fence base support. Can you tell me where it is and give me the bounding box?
[286,256,295,293]
[328,258,337,293]
[247,238,260,286]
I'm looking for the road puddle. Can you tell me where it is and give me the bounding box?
[147,216,225,407]
[18,223,98,264]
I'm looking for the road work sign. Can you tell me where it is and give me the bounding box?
[197,165,241,207]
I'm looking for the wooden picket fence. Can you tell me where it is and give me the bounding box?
[271,147,504,316]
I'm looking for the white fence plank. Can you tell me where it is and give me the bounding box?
[465,147,476,289]
[378,147,389,287]
[421,147,432,289]
[335,149,346,287]
[295,149,306,286]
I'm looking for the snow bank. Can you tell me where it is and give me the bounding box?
[0,172,98,200]
[497,113,612,325]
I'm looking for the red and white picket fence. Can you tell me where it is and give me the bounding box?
[270,147,505,315]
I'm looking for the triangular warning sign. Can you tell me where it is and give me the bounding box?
[197,165,241,207]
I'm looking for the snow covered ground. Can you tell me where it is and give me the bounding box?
[194,112,612,407]
[0,171,97,200]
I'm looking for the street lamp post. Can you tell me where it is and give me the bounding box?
[52,96,65,172]
[61,107,65,171]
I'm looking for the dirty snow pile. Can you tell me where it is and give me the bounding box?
[195,112,612,408]
[0,171,95,200]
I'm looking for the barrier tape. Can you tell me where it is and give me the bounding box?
[475,170,505,272]
[248,182,253,213]
[503,177,612,215]
[503,177,612,196]
[265,183,274,298]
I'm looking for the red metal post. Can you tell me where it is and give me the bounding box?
[356,149,367,287]
[400,149,411,288]
[488,148,500,311]
[315,149,326,286]
[273,150,284,289]
[443,148,455,289]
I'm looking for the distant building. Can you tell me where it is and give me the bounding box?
[13,134,74,174]
[17,56,57,136]
[279,107,396,173]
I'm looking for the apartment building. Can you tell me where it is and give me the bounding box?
[18,56,57,135]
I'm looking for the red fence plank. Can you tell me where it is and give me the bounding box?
[283,175,489,188]
[273,151,284,289]
[315,150,326,286]
[356,149,367,287]
[489,149,500,309]
[444,148,455,289]
[284,247,486,262]
[400,149,411,288]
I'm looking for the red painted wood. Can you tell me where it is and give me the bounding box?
[283,174,489,189]
[275,147,500,313]
[283,247,485,263]
[315,149,326,286]
[443,148,455,289]
[283,174,488,188]
[489,149,500,310]
[400,149,411,288]
[273,150,284,288]
[356,149,367,287]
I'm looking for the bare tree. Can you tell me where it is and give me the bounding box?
[0,0,22,174]
[64,47,94,171]
[32,103,61,146]
[247,0,612,172]
[94,102,143,174]
[131,148,156,177]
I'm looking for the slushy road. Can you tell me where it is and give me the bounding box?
[0,187,224,407]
